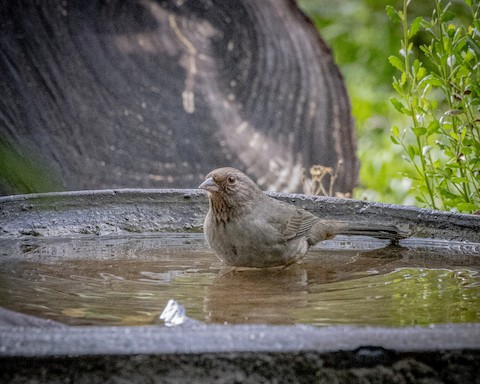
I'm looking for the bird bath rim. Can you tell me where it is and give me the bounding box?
[0,188,479,242]
[1,189,479,359]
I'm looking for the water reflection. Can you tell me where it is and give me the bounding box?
[206,265,309,324]
[0,234,478,326]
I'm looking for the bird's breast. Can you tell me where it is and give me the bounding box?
[205,214,309,268]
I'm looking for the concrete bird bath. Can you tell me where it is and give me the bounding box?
[1,189,479,382]
[2,0,478,380]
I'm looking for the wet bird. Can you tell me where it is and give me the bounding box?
[198,167,404,268]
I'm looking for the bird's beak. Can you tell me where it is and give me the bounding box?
[198,177,219,192]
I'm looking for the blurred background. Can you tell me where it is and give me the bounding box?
[0,0,469,205]
[299,0,476,206]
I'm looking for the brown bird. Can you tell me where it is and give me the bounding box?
[199,167,404,268]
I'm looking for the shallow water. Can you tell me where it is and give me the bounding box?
[0,233,479,327]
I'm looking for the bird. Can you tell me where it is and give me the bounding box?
[198,167,405,268]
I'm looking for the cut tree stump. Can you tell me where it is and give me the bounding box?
[0,0,357,195]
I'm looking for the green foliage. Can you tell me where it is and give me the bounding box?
[299,0,479,211]
[388,0,480,213]
[0,139,62,194]
[299,0,415,205]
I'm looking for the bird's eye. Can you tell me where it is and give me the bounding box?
[227,175,236,184]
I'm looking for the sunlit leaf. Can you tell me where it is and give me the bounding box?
[450,177,469,183]
[419,75,444,87]
[427,120,440,134]
[456,202,477,212]
[386,5,402,23]
[390,97,405,113]
[412,127,427,136]
[388,55,404,72]
[392,125,399,137]
[392,81,404,94]
[413,59,420,74]
[416,66,426,80]
[409,17,423,39]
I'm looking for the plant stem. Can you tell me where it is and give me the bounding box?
[402,0,437,209]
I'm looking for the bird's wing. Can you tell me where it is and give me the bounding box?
[281,208,319,241]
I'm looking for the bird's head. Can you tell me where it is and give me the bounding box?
[198,167,263,211]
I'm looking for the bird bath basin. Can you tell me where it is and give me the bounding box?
[1,189,479,382]
[1,233,479,327]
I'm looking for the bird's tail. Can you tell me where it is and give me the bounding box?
[336,222,407,242]
[307,220,408,246]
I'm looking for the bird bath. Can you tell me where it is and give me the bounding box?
[1,234,480,327]
[1,189,479,382]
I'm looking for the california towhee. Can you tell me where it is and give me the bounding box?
[199,167,404,268]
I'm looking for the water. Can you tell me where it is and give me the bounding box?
[0,233,479,327]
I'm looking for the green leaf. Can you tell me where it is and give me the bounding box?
[419,45,430,55]
[392,125,399,137]
[409,17,423,39]
[450,177,469,183]
[419,75,444,88]
[388,56,404,72]
[412,127,427,136]
[407,145,418,159]
[413,59,420,74]
[390,135,399,144]
[444,148,455,158]
[453,38,467,54]
[466,35,480,56]
[392,81,404,95]
[427,120,440,134]
[440,10,455,23]
[415,195,426,204]
[386,5,402,24]
[456,202,477,212]
[390,97,405,113]
[463,47,475,63]
[438,188,457,199]
[416,67,426,80]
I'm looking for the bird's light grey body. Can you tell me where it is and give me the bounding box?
[204,192,323,267]
[199,167,403,268]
